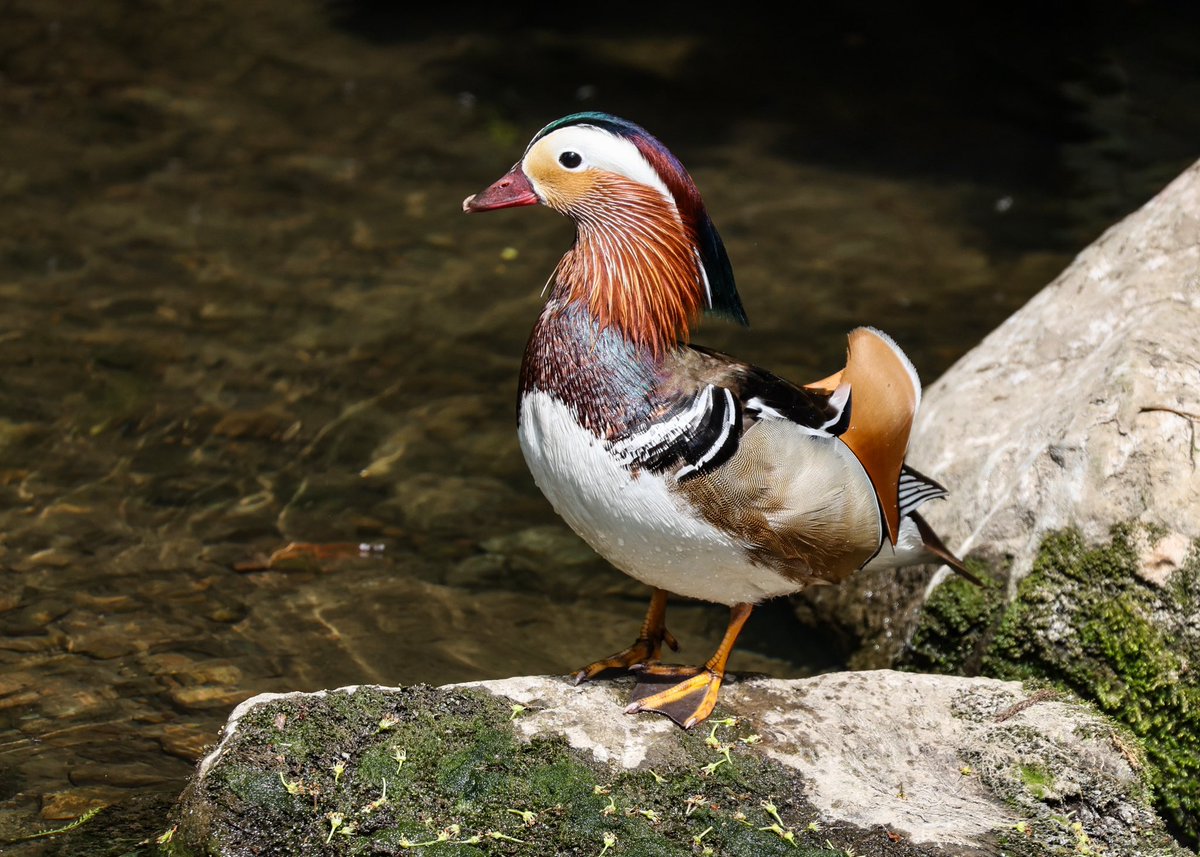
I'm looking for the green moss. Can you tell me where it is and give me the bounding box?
[523,758,595,806]
[911,525,1200,849]
[221,766,292,813]
[436,724,517,800]
[1018,763,1054,800]
[902,562,1004,673]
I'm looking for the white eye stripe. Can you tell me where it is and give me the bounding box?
[527,125,675,207]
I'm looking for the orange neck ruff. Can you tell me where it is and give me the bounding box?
[554,176,705,356]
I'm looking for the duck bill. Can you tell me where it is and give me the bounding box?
[462,166,539,212]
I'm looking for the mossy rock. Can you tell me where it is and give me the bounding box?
[902,524,1200,849]
[165,672,1189,856]
[167,684,888,856]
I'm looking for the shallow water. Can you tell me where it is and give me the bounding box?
[1,1,1198,851]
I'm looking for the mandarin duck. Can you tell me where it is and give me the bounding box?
[463,112,974,729]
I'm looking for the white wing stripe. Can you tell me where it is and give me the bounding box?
[897,469,948,518]
[745,396,787,422]
[676,388,737,481]
[610,386,713,460]
[819,382,851,430]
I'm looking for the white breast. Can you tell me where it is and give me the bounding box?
[517,390,800,606]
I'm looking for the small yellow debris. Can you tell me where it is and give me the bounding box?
[325,812,344,844]
[278,772,304,795]
[506,808,537,827]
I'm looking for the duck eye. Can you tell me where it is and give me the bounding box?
[558,151,583,169]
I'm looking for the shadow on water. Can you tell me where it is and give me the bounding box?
[330,0,1200,251]
[0,0,1197,851]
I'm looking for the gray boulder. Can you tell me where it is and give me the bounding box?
[803,159,1200,669]
[777,162,1200,848]
[913,158,1200,581]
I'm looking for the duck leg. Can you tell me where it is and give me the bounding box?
[572,588,679,684]
[625,602,753,729]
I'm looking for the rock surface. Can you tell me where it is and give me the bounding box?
[911,158,1200,581]
[170,672,1186,856]
[902,525,1200,849]
[874,160,1200,848]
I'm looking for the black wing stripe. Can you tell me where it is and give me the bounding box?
[610,387,714,472]
[734,364,848,435]
[819,385,852,435]
[898,466,949,518]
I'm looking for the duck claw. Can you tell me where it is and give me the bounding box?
[571,630,676,684]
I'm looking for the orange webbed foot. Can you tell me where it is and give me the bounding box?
[623,601,753,729]
[625,668,724,729]
[573,589,677,685]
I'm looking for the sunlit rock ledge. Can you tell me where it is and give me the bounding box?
[169,672,1185,856]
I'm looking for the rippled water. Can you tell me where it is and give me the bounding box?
[1,2,1197,851]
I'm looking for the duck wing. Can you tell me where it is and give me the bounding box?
[608,342,853,483]
[606,343,878,585]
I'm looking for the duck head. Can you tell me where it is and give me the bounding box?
[464,112,747,354]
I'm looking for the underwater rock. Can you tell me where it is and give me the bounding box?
[170,672,1185,856]
[39,787,117,822]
